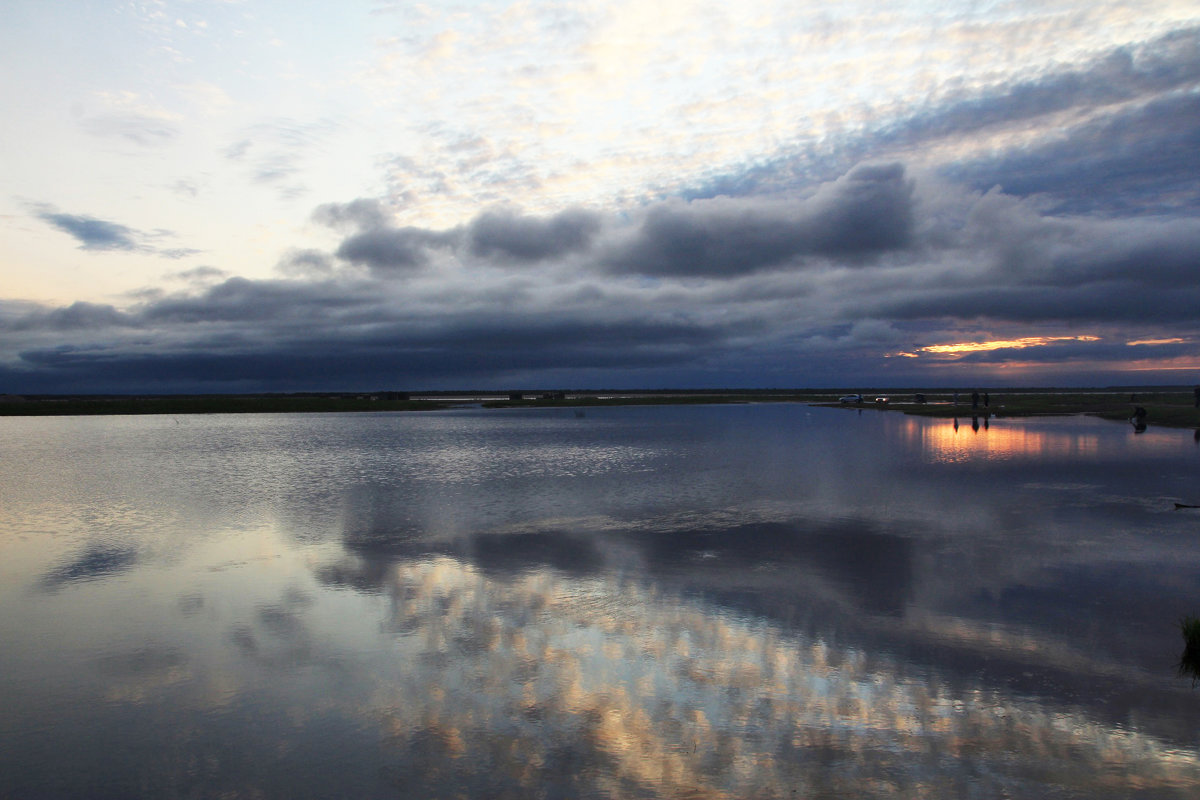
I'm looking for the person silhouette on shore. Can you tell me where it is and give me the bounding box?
[971,390,980,410]
[1194,386,1200,409]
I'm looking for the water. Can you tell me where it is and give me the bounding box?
[2,403,1199,798]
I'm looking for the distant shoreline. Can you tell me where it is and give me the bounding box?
[1,387,1198,428]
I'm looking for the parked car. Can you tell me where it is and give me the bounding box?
[839,394,863,404]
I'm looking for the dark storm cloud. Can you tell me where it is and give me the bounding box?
[313,164,911,279]
[316,203,600,271]
[5,311,727,393]
[840,180,1200,327]
[467,207,600,261]
[141,276,376,323]
[0,301,134,332]
[875,282,1200,326]
[601,163,913,277]
[312,199,460,273]
[334,227,458,273]
[1051,223,1200,287]
[6,152,1200,395]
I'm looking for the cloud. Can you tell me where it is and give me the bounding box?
[944,91,1200,215]
[80,113,179,146]
[0,301,135,333]
[467,207,601,262]
[682,27,1200,213]
[78,91,182,146]
[313,198,461,274]
[891,27,1200,149]
[312,199,392,232]
[36,211,140,251]
[313,164,913,279]
[276,249,334,278]
[6,159,1200,393]
[5,312,727,393]
[140,276,375,324]
[223,118,339,198]
[39,544,138,591]
[168,266,230,286]
[601,163,914,277]
[32,205,199,260]
[334,227,457,274]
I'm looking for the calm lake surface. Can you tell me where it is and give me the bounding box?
[2,403,1200,798]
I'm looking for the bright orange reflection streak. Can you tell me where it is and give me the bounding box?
[897,416,1099,463]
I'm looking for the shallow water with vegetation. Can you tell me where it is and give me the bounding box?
[2,404,1199,798]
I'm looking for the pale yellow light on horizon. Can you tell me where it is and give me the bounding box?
[918,335,1101,355]
[1126,338,1185,346]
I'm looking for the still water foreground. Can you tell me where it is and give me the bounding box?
[2,404,1199,798]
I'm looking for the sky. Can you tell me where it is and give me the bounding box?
[2,0,1199,393]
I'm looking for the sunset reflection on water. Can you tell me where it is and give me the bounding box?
[899,415,1103,464]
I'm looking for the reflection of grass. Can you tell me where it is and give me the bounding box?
[821,390,1200,429]
[4,388,1199,427]
[1179,616,1200,683]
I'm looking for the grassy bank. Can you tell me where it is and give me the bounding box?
[0,394,449,416]
[816,389,1200,429]
[2,388,1197,428]
[479,391,822,409]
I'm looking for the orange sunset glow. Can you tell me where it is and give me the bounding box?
[891,336,1102,360]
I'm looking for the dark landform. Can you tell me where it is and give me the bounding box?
[1,386,1198,428]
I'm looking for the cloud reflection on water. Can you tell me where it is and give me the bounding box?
[38,543,139,591]
[5,408,1200,797]
[341,554,1200,798]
